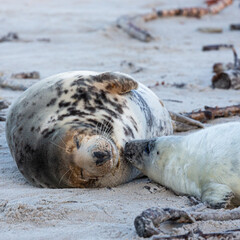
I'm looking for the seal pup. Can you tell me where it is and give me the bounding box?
[6,71,176,188]
[125,122,240,208]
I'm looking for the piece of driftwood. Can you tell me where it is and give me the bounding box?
[116,0,232,42]
[197,27,222,33]
[202,44,233,51]
[11,71,40,79]
[0,80,27,91]
[0,32,19,43]
[143,0,232,21]
[212,70,240,89]
[0,116,6,122]
[211,47,240,89]
[230,24,240,30]
[152,228,240,240]
[135,205,240,238]
[116,15,153,42]
[182,105,240,123]
[169,111,204,132]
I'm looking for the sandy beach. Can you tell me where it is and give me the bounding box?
[0,0,240,239]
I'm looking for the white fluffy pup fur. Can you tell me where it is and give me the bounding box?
[125,122,240,208]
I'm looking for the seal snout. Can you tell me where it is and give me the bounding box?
[124,139,156,170]
[124,142,136,162]
[93,151,112,166]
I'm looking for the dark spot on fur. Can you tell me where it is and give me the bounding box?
[41,128,56,138]
[123,126,134,138]
[93,73,111,83]
[58,109,89,120]
[28,113,35,119]
[55,80,64,97]
[102,114,114,123]
[70,76,87,87]
[94,99,103,105]
[59,100,71,108]
[71,88,92,104]
[98,106,119,119]
[31,126,35,132]
[130,116,138,132]
[46,98,57,107]
[106,84,113,90]
[24,144,35,154]
[85,106,96,113]
[18,127,23,132]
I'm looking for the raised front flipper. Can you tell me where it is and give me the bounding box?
[93,72,138,94]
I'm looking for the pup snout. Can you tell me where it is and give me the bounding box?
[124,142,137,161]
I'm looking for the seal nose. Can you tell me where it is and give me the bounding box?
[93,151,111,166]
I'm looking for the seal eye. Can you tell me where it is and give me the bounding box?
[74,136,80,149]
[144,143,151,155]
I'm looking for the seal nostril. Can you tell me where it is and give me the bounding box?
[93,151,111,166]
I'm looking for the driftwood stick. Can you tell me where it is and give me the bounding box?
[135,206,240,238]
[116,15,153,42]
[143,0,232,21]
[11,71,40,79]
[152,228,239,240]
[202,44,233,51]
[0,32,19,43]
[182,104,240,123]
[0,80,27,91]
[169,111,204,132]
[0,116,6,122]
[230,24,240,31]
[117,0,232,41]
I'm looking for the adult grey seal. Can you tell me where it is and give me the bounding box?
[125,122,240,208]
[6,71,176,188]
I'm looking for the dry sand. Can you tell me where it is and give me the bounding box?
[0,0,239,239]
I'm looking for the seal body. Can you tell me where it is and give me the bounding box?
[125,122,240,208]
[6,71,173,188]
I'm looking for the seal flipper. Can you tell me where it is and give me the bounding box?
[94,72,138,94]
[201,182,235,209]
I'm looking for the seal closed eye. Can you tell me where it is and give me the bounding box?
[6,71,175,188]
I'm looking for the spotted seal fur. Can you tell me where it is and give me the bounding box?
[6,71,175,188]
[125,122,240,208]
